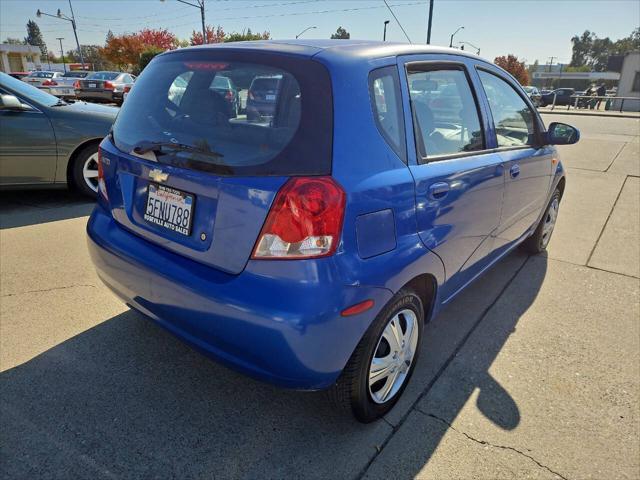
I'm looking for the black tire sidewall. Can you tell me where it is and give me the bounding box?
[351,292,423,422]
[71,144,99,198]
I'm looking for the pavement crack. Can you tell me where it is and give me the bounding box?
[1,284,97,297]
[420,411,570,480]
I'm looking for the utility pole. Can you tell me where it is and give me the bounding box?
[57,37,66,73]
[426,0,434,44]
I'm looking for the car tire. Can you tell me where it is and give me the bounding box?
[327,290,423,423]
[71,143,100,198]
[520,188,561,254]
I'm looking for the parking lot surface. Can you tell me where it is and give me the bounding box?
[1,114,639,479]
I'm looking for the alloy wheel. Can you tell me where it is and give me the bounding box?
[541,197,559,248]
[83,152,99,193]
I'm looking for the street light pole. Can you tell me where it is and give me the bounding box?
[449,26,464,48]
[458,41,480,55]
[383,20,390,41]
[295,26,317,39]
[57,37,66,73]
[36,3,85,70]
[163,0,206,44]
[66,0,84,69]
[426,0,434,44]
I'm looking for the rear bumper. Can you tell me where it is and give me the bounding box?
[76,90,121,102]
[87,205,392,389]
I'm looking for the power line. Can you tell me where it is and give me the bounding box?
[383,0,412,43]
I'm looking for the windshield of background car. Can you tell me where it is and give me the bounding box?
[0,72,60,107]
[112,50,333,176]
[87,72,120,80]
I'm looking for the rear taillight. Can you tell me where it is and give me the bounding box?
[73,80,80,89]
[104,81,114,90]
[248,91,255,100]
[252,177,345,259]
[97,147,108,200]
[124,85,131,93]
[42,80,57,86]
[225,90,233,100]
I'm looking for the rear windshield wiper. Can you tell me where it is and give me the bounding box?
[132,140,224,158]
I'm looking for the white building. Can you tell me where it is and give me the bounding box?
[612,52,640,112]
[0,44,42,73]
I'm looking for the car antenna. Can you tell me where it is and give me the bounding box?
[383,0,412,44]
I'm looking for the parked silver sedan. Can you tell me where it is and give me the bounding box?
[22,71,63,89]
[48,71,94,99]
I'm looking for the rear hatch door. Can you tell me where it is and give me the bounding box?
[104,48,333,274]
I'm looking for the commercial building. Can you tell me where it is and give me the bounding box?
[0,44,42,73]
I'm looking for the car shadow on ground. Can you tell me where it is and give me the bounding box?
[0,252,547,479]
[0,189,94,230]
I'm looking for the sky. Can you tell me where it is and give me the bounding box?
[1,0,639,65]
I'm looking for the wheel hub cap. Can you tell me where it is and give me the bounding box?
[368,308,419,404]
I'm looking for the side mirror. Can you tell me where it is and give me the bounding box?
[547,122,580,145]
[0,94,25,110]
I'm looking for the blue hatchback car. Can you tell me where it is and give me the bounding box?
[87,40,579,422]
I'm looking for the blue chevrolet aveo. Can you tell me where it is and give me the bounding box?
[87,40,579,422]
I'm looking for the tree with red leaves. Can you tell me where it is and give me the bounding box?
[190,25,225,46]
[135,28,177,51]
[493,54,529,85]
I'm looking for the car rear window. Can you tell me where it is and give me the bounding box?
[63,71,89,78]
[88,72,119,80]
[112,50,333,176]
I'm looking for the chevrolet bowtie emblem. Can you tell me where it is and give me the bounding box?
[149,168,169,183]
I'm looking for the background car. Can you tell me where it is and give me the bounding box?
[523,85,542,107]
[210,75,240,117]
[540,87,575,107]
[22,71,63,90]
[246,75,281,121]
[0,72,117,196]
[8,72,29,80]
[49,70,94,99]
[75,71,135,105]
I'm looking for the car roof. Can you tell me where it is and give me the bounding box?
[169,39,491,65]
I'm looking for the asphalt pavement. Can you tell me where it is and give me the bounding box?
[1,113,638,479]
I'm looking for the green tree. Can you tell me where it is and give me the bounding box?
[25,19,47,56]
[3,37,25,45]
[224,28,270,42]
[330,26,350,39]
[138,46,164,72]
[106,30,115,44]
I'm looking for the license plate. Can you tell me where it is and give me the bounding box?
[266,94,276,101]
[88,83,97,88]
[144,184,194,236]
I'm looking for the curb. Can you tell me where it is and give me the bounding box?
[538,109,640,119]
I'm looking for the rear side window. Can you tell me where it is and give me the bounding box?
[113,51,333,176]
[478,70,535,148]
[408,66,484,160]
[369,66,406,163]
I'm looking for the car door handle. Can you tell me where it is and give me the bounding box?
[428,182,450,200]
[510,164,521,178]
